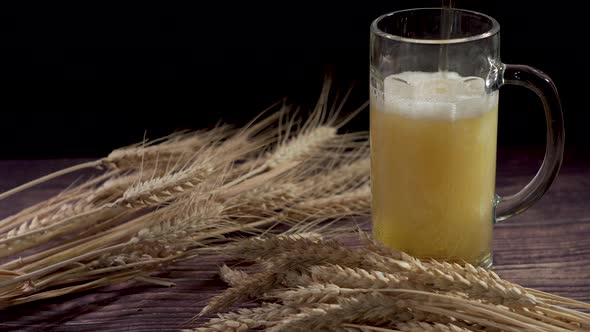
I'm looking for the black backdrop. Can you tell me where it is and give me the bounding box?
[1,1,586,158]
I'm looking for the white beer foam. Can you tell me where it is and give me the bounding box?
[381,71,497,121]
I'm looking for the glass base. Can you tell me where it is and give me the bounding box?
[414,252,493,269]
[479,254,493,269]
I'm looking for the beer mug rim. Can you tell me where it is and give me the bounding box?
[371,8,500,45]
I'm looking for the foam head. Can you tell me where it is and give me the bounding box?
[381,71,496,120]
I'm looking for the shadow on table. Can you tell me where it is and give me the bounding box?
[0,282,155,332]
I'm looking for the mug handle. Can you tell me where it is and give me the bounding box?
[495,64,565,222]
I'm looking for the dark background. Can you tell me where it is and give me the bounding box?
[0,1,586,158]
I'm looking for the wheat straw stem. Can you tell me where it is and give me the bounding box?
[0,238,138,289]
[54,260,172,287]
[216,161,266,191]
[535,305,590,327]
[64,208,138,244]
[300,157,369,195]
[267,294,424,332]
[18,224,140,273]
[32,265,88,289]
[134,276,175,287]
[411,305,541,332]
[285,185,371,220]
[515,308,585,330]
[372,289,568,332]
[528,288,590,309]
[0,160,102,201]
[18,202,178,273]
[0,229,105,270]
[3,270,141,308]
[279,285,564,332]
[35,256,179,291]
[341,324,400,332]
[217,162,297,198]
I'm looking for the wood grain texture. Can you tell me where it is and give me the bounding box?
[0,146,588,331]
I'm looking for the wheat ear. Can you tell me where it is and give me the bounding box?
[225,235,411,273]
[267,293,447,332]
[408,260,538,306]
[1,195,98,242]
[219,265,251,287]
[197,245,411,316]
[0,206,126,260]
[197,271,278,317]
[0,170,117,234]
[0,127,226,202]
[189,303,300,331]
[365,237,540,307]
[274,288,554,332]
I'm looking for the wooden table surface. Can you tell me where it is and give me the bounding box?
[0,147,589,331]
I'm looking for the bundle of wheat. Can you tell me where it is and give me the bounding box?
[191,234,590,332]
[0,82,371,307]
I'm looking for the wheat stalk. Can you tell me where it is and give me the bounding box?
[221,146,369,224]
[19,193,222,278]
[195,235,590,332]
[198,240,411,316]
[299,153,370,194]
[0,79,377,309]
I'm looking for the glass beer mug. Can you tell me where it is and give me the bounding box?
[370,8,564,267]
